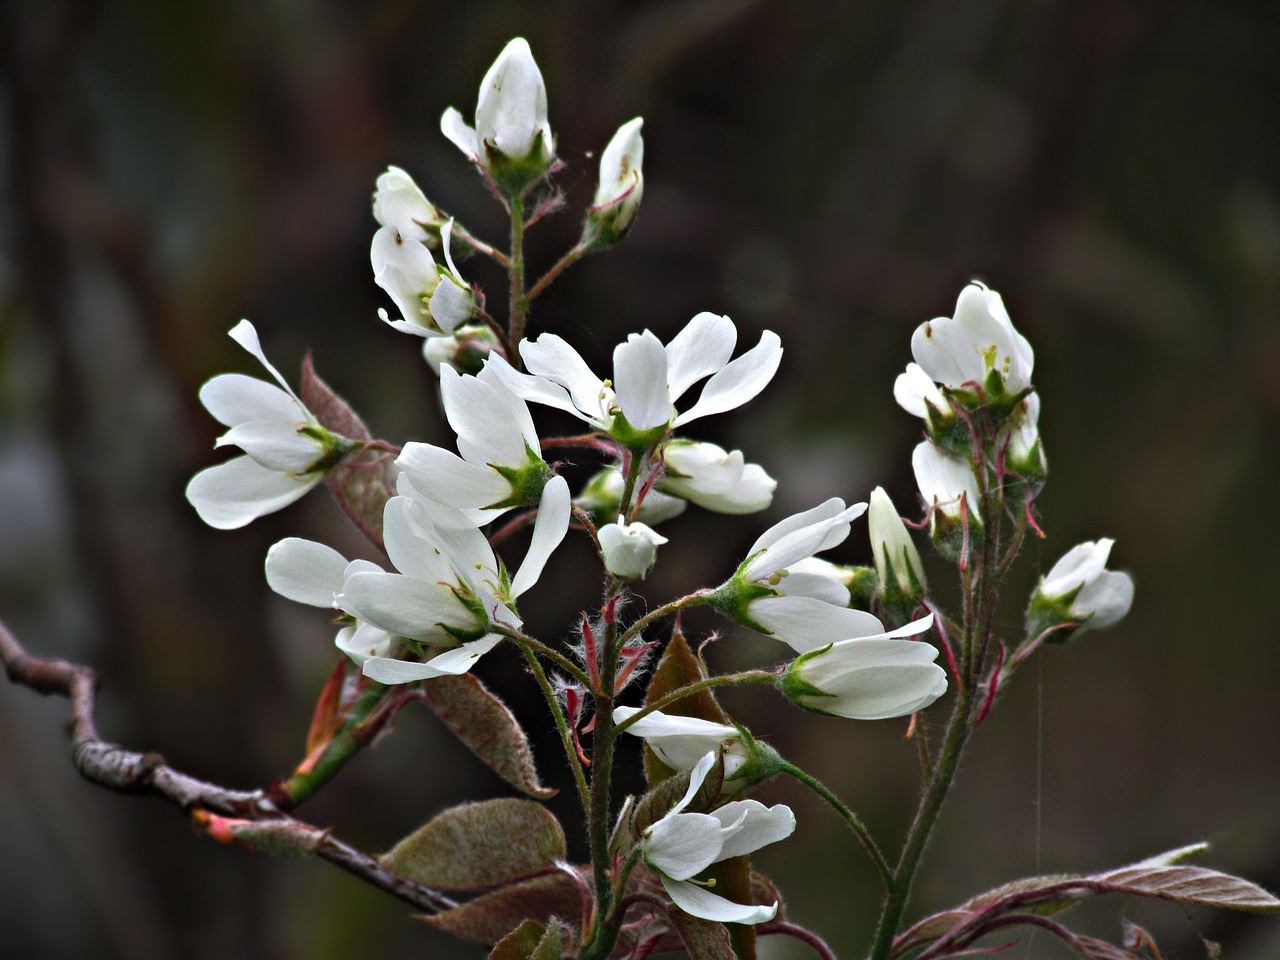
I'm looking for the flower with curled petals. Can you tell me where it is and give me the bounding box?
[639,752,794,924]
[1027,539,1134,644]
[186,320,352,530]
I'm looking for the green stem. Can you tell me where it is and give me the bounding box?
[611,671,778,738]
[519,645,591,815]
[584,601,621,956]
[503,628,593,689]
[613,591,709,649]
[508,195,528,361]
[780,762,893,889]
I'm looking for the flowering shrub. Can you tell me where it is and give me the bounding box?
[4,34,1275,960]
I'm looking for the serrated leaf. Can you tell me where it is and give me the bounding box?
[668,910,735,960]
[381,798,565,892]
[300,355,395,548]
[423,873,584,945]
[642,626,729,787]
[423,674,556,799]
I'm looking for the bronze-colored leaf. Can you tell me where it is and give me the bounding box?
[381,798,565,892]
[668,910,735,960]
[642,625,729,787]
[423,873,584,946]
[300,355,394,548]
[422,674,556,799]
[489,920,545,960]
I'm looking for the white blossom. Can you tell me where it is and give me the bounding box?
[782,615,947,720]
[597,516,667,580]
[186,320,346,530]
[639,752,794,924]
[910,281,1033,398]
[340,478,570,683]
[715,498,891,653]
[1037,539,1134,631]
[371,219,473,338]
[372,166,441,244]
[911,441,982,528]
[396,361,550,523]
[658,440,776,514]
[893,362,950,420]
[590,117,644,240]
[440,38,553,179]
[488,312,781,442]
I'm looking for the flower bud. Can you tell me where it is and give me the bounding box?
[441,38,555,194]
[599,516,668,580]
[911,441,983,560]
[578,468,687,526]
[423,323,504,377]
[658,439,776,515]
[868,486,927,600]
[372,166,443,247]
[1026,539,1134,644]
[585,117,644,249]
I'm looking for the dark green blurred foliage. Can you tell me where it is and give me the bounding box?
[2,1,1279,957]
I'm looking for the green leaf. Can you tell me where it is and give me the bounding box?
[300,355,395,549]
[642,625,730,787]
[422,873,584,946]
[381,798,566,892]
[422,674,557,799]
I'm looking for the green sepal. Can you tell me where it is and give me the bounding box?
[844,565,879,613]
[1025,583,1083,645]
[489,445,553,509]
[297,424,358,474]
[705,571,777,636]
[607,408,669,455]
[485,130,555,197]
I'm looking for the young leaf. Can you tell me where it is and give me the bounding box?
[381,798,566,891]
[488,919,563,960]
[642,625,730,787]
[422,674,557,799]
[422,873,584,946]
[1093,860,1280,913]
[300,355,395,547]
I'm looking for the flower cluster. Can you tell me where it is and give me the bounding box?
[180,36,1145,951]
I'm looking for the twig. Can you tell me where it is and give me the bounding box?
[0,618,455,915]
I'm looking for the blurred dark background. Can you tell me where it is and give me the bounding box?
[2,0,1279,958]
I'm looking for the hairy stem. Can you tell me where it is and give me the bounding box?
[780,763,893,888]
[519,645,591,814]
[508,195,528,359]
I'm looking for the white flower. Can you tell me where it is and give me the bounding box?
[612,706,749,781]
[589,117,644,240]
[598,516,667,580]
[714,499,891,654]
[489,312,782,442]
[640,752,794,924]
[1036,539,1134,631]
[868,486,927,597]
[1002,391,1047,478]
[658,440,776,515]
[186,320,346,530]
[372,166,441,244]
[910,281,1033,398]
[782,615,947,720]
[911,441,982,527]
[440,38,553,178]
[372,219,473,337]
[264,538,394,667]
[396,361,549,523]
[340,477,570,683]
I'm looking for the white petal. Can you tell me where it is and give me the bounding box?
[510,475,570,597]
[228,320,303,406]
[441,366,533,466]
[743,502,866,582]
[265,538,348,607]
[475,37,548,161]
[686,463,775,514]
[395,442,511,512]
[382,496,456,584]
[372,165,435,239]
[612,706,738,772]
[199,373,300,428]
[335,622,394,665]
[428,278,472,335]
[1077,569,1134,629]
[665,312,736,403]
[710,801,796,860]
[645,813,724,880]
[342,571,474,642]
[1042,539,1113,597]
[362,634,503,684]
[750,595,886,654]
[774,570,850,606]
[893,363,948,420]
[440,107,479,160]
[673,330,782,427]
[747,497,849,558]
[185,456,318,529]
[795,636,947,720]
[216,419,320,473]
[613,331,672,431]
[521,334,608,423]
[484,352,587,421]
[660,875,777,925]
